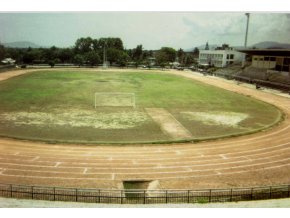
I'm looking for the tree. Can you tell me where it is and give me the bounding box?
[98,37,124,50]
[74,37,93,54]
[85,51,100,66]
[22,48,43,64]
[205,42,209,50]
[92,39,99,51]
[155,47,176,67]
[44,46,59,63]
[73,54,85,66]
[57,48,73,63]
[192,47,199,57]
[0,44,5,61]
[177,48,185,65]
[184,54,195,66]
[132,44,143,67]
[133,45,143,60]
[118,51,130,67]
[107,48,129,66]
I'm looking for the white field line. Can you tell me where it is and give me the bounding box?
[1,123,289,155]
[0,145,290,167]
[54,162,61,167]
[1,141,290,162]
[220,154,228,159]
[31,156,39,161]
[215,171,222,175]
[1,155,290,174]
[1,161,290,181]
[175,150,182,155]
[0,122,289,154]
[0,168,5,174]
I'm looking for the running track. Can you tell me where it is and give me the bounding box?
[0,69,290,190]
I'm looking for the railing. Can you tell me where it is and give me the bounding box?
[198,70,290,94]
[0,183,290,204]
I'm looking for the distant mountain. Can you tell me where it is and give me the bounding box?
[2,41,43,48]
[186,41,290,52]
[251,41,290,49]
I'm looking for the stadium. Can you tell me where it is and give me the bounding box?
[0,67,289,204]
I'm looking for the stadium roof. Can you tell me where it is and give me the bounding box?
[237,49,290,56]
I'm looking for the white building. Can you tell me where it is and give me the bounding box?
[199,48,243,68]
[1,58,16,64]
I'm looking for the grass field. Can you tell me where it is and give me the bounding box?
[0,69,282,143]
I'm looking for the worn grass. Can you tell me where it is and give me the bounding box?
[0,69,282,143]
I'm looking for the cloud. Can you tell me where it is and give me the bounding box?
[0,12,290,49]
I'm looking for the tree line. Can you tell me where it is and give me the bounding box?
[0,37,199,68]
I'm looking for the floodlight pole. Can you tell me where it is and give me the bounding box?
[244,13,250,48]
[242,13,250,67]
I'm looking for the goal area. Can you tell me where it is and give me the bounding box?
[94,92,136,108]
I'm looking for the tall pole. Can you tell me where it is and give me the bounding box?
[242,13,250,68]
[244,13,250,48]
[103,41,107,68]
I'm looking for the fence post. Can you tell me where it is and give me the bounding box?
[76,189,78,202]
[251,188,253,200]
[121,190,123,204]
[288,185,290,198]
[53,187,56,201]
[10,184,12,198]
[31,186,34,199]
[187,190,190,203]
[230,189,233,202]
[165,190,168,204]
[270,186,272,199]
[98,189,100,203]
[209,189,212,203]
[143,190,146,204]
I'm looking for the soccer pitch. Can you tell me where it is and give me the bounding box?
[0,69,282,144]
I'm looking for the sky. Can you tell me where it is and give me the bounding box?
[0,12,290,50]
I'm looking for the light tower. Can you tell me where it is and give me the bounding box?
[242,13,250,67]
[244,13,250,48]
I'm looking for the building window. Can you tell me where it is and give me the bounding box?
[270,57,276,61]
[264,57,269,61]
[230,54,234,59]
[283,58,290,66]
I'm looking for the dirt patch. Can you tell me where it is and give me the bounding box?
[146,108,192,139]
[181,111,248,127]
[0,109,149,130]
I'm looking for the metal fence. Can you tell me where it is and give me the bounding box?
[0,183,290,204]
